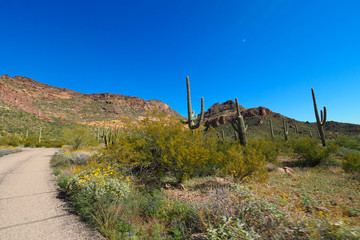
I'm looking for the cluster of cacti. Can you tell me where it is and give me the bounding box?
[282,118,289,141]
[183,77,330,148]
[311,88,327,146]
[231,98,248,147]
[102,126,122,148]
[186,76,204,130]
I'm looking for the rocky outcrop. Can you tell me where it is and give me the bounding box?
[0,80,49,120]
[204,100,243,117]
[89,93,180,116]
[203,100,278,129]
[243,107,273,118]
[205,115,234,128]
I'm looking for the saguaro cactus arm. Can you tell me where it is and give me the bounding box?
[311,88,327,146]
[186,76,204,130]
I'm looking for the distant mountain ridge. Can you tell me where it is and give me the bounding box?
[0,74,180,127]
[1,74,359,139]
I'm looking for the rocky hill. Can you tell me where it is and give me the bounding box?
[0,74,180,128]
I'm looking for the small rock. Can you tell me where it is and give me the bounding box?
[190,233,207,240]
[283,167,293,174]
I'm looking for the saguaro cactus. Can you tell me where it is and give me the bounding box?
[231,98,248,146]
[282,118,288,141]
[311,88,327,146]
[269,119,274,138]
[294,123,299,136]
[39,127,42,143]
[186,76,204,130]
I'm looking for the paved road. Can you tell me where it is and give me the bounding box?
[0,148,104,240]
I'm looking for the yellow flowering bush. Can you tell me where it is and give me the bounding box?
[67,165,131,200]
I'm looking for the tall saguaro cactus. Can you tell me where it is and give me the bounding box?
[269,119,274,138]
[186,76,204,130]
[282,118,289,141]
[311,88,327,146]
[231,98,248,146]
[39,127,42,143]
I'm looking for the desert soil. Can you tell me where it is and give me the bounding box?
[0,148,104,240]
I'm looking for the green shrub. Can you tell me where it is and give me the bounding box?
[0,134,21,146]
[201,184,302,239]
[95,116,272,185]
[206,216,259,240]
[57,173,71,190]
[95,117,215,184]
[335,137,360,151]
[291,137,338,167]
[336,147,360,157]
[342,153,360,173]
[50,150,71,168]
[222,144,268,182]
[62,126,96,150]
[248,138,280,164]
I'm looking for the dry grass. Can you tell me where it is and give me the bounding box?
[248,167,360,226]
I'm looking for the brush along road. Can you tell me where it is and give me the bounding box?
[0,148,104,240]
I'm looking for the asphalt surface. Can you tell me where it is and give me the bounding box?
[0,148,105,240]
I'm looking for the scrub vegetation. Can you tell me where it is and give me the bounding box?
[49,114,360,240]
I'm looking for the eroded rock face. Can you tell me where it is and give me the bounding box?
[204,100,242,117]
[0,81,49,120]
[89,94,179,116]
[258,106,272,116]
[204,115,234,129]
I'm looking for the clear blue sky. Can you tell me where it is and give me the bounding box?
[1,0,360,124]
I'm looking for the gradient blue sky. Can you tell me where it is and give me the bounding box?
[1,0,360,124]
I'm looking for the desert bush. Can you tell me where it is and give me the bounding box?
[67,167,131,201]
[291,137,338,167]
[206,216,259,240]
[342,152,360,173]
[201,184,303,239]
[0,134,21,146]
[248,138,280,164]
[95,117,271,185]
[62,126,96,150]
[64,151,92,164]
[335,137,360,151]
[95,117,216,184]
[222,144,268,182]
[51,150,71,168]
[336,146,360,157]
